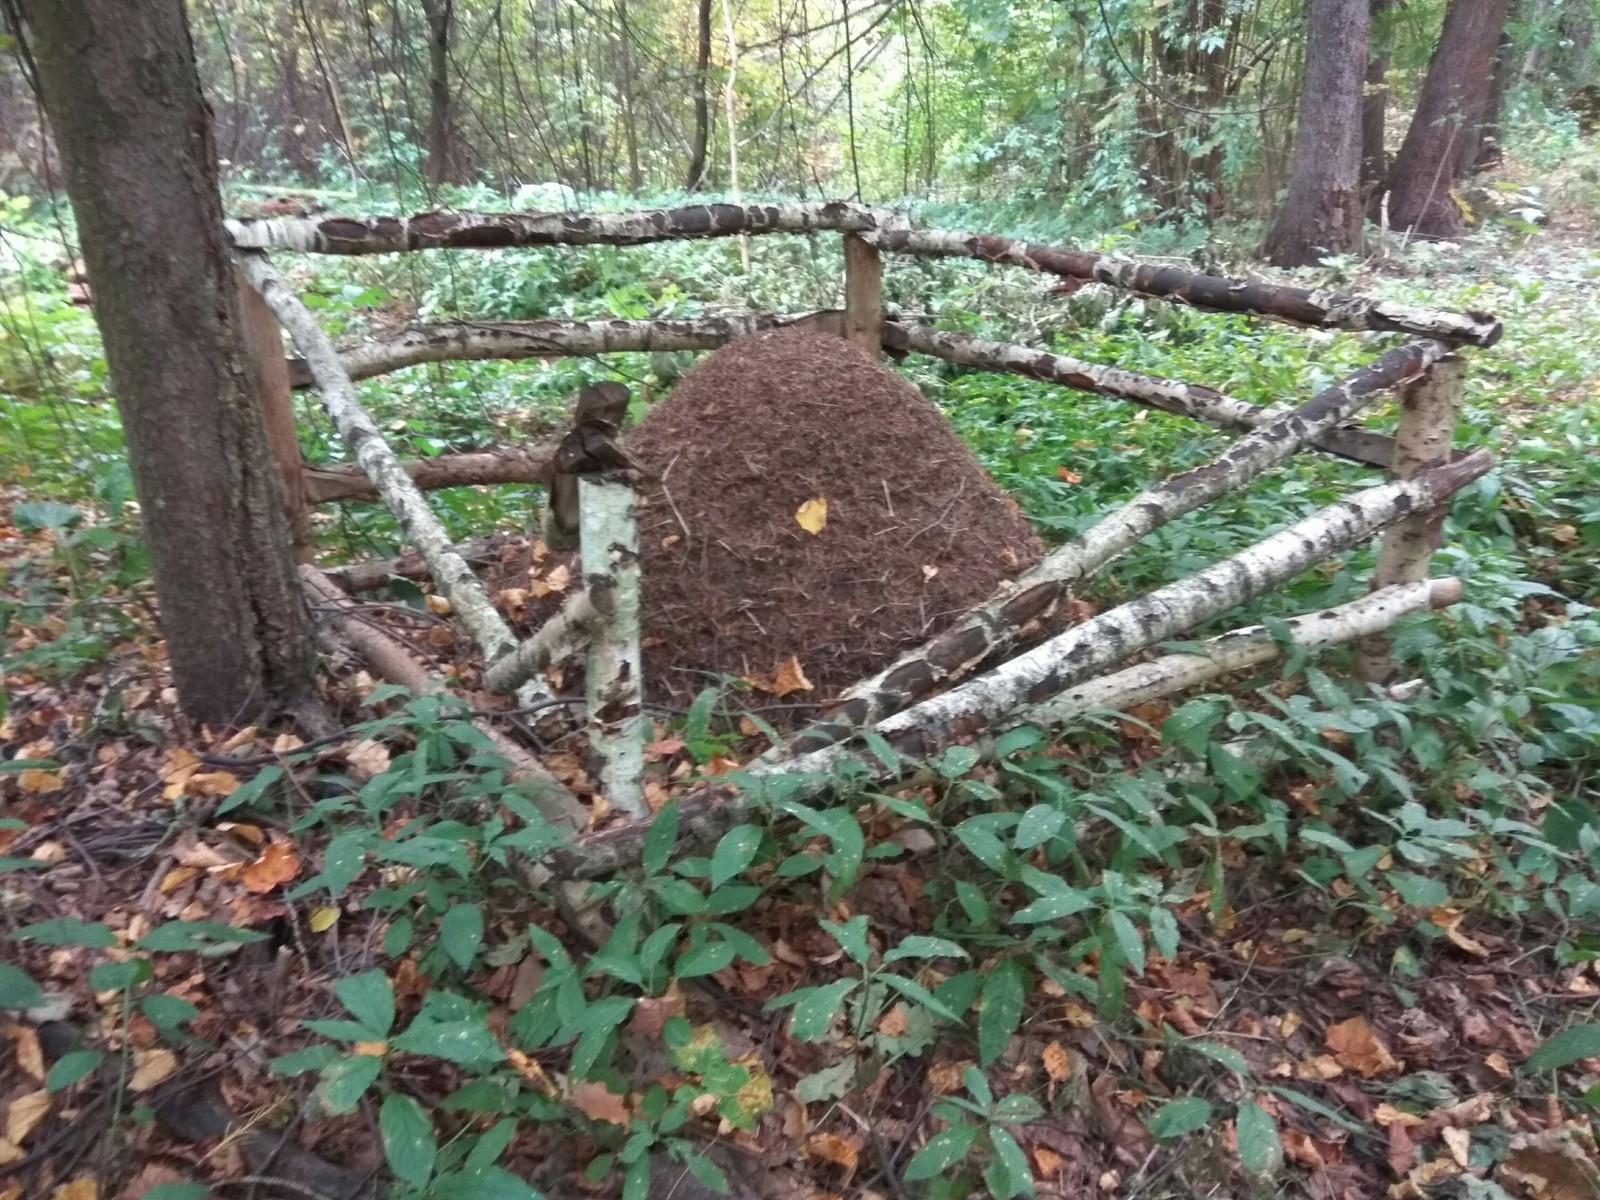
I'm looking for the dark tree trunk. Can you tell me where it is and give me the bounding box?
[421,0,466,186]
[1361,0,1395,200]
[1262,0,1369,266]
[17,0,314,724]
[1464,16,1516,174]
[686,0,712,191]
[1386,0,1511,240]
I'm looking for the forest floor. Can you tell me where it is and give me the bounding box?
[4,168,1600,1200]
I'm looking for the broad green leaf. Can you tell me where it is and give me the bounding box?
[47,1049,102,1092]
[1161,699,1223,755]
[767,979,857,1042]
[384,916,414,958]
[993,1093,1044,1122]
[380,1093,438,1185]
[821,915,871,966]
[1015,804,1066,850]
[978,960,1027,1066]
[1107,911,1146,976]
[933,745,981,779]
[642,801,680,876]
[986,1125,1034,1199]
[1147,1097,1213,1141]
[430,1165,545,1200]
[1010,893,1091,923]
[1235,1100,1282,1176]
[136,922,268,952]
[335,969,395,1036]
[321,830,369,896]
[795,1058,857,1103]
[1387,871,1449,908]
[903,1122,979,1180]
[709,824,762,889]
[89,959,150,992]
[883,936,970,964]
[393,1019,506,1066]
[1523,1023,1600,1073]
[12,917,116,948]
[140,994,199,1037]
[1148,905,1180,961]
[1186,1040,1250,1074]
[682,1150,728,1194]
[141,1186,210,1200]
[676,939,737,978]
[313,1053,383,1115]
[271,1045,341,1076]
[440,904,485,971]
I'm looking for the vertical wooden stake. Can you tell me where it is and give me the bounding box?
[1355,354,1467,683]
[843,233,883,358]
[237,272,314,563]
[580,474,646,817]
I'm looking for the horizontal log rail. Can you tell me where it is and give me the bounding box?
[304,445,557,503]
[225,200,1498,344]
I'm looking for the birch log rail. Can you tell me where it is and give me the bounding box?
[224,200,1499,344]
[779,337,1453,755]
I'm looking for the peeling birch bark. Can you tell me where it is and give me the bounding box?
[871,227,1503,346]
[780,338,1450,756]
[483,584,609,695]
[304,445,558,503]
[228,200,899,254]
[1356,355,1468,682]
[580,475,646,817]
[287,314,796,388]
[236,251,522,666]
[783,451,1491,771]
[300,565,584,828]
[560,573,1470,878]
[885,324,1400,468]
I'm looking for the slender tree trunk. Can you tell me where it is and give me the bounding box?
[686,0,712,191]
[1362,0,1395,200]
[1386,0,1511,240]
[18,0,314,724]
[1262,0,1369,266]
[616,0,643,192]
[1464,15,1515,174]
[421,0,466,186]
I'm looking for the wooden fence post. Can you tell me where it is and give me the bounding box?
[237,272,314,562]
[1355,353,1467,683]
[843,233,882,358]
[580,474,646,817]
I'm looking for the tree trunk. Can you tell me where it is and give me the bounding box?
[1386,0,1511,240]
[685,0,712,191]
[1463,16,1515,174]
[1262,0,1369,266]
[421,0,466,186]
[19,0,314,725]
[1361,0,1395,199]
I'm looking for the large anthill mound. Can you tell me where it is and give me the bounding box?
[624,329,1042,716]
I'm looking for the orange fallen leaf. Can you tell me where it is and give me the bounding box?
[928,1061,969,1093]
[1033,1146,1062,1176]
[570,1080,630,1127]
[876,1004,909,1038]
[353,1041,388,1058]
[1429,907,1490,958]
[1042,1041,1073,1082]
[1325,1015,1399,1078]
[704,753,740,776]
[770,656,813,697]
[241,839,301,894]
[188,770,239,798]
[1056,466,1083,484]
[425,594,452,614]
[803,1132,859,1178]
[17,769,63,794]
[6,1090,50,1143]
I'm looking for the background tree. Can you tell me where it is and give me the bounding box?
[686,0,713,190]
[1361,0,1395,200]
[1261,0,1369,266]
[421,0,468,186]
[1386,0,1512,239]
[15,0,314,724]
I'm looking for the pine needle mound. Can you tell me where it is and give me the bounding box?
[625,328,1042,719]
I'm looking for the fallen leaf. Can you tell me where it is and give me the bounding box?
[308,906,340,932]
[737,716,762,737]
[1034,1146,1062,1176]
[1551,523,1579,546]
[1056,466,1083,484]
[704,752,740,776]
[1441,1127,1472,1169]
[928,1061,969,1093]
[629,989,686,1040]
[18,769,63,794]
[128,1048,177,1091]
[1500,1128,1600,1200]
[803,1132,858,1179]
[1061,1002,1096,1028]
[353,1041,388,1058]
[1375,1103,1424,1128]
[6,1090,50,1143]
[770,655,813,697]
[0,1140,20,1168]
[241,839,300,894]
[1429,907,1490,958]
[425,594,452,614]
[1325,1015,1400,1078]
[876,1004,908,1037]
[7,1025,44,1082]
[1484,1052,1512,1078]
[1281,1127,1343,1169]
[159,866,201,894]
[49,1181,96,1200]
[188,770,239,798]
[347,739,391,781]
[1042,1041,1073,1082]
[1387,1120,1416,1177]
[570,1080,629,1127]
[795,497,828,534]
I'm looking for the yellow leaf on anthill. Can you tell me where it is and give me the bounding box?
[241,838,301,894]
[569,1080,630,1127]
[795,497,827,534]
[1324,1015,1399,1078]
[770,655,813,697]
[128,1048,177,1092]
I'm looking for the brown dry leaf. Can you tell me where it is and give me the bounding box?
[1278,1011,1304,1038]
[7,1025,44,1082]
[117,1163,191,1200]
[1387,1121,1417,1178]
[1033,1146,1062,1176]
[425,594,452,614]
[1441,1127,1473,1169]
[704,752,741,776]
[0,1140,20,1168]
[128,1048,177,1091]
[1325,1015,1400,1078]
[1427,906,1491,959]
[49,1181,97,1200]
[1500,1128,1600,1200]
[1061,1002,1096,1028]
[1281,1127,1343,1169]
[1042,1041,1073,1082]
[570,1080,630,1127]
[1297,1054,1345,1080]
[643,736,685,761]
[770,656,813,697]
[629,989,686,1040]
[158,866,201,895]
[347,739,392,781]
[1551,523,1580,546]
[803,1132,859,1179]
[928,1061,969,1093]
[18,769,64,794]
[795,497,828,534]
[876,1004,909,1038]
[188,770,239,798]
[1485,1052,1512,1078]
[6,1090,50,1144]
[737,716,762,737]
[353,1041,388,1058]
[241,839,301,894]
[1375,1103,1424,1128]
[160,748,201,800]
